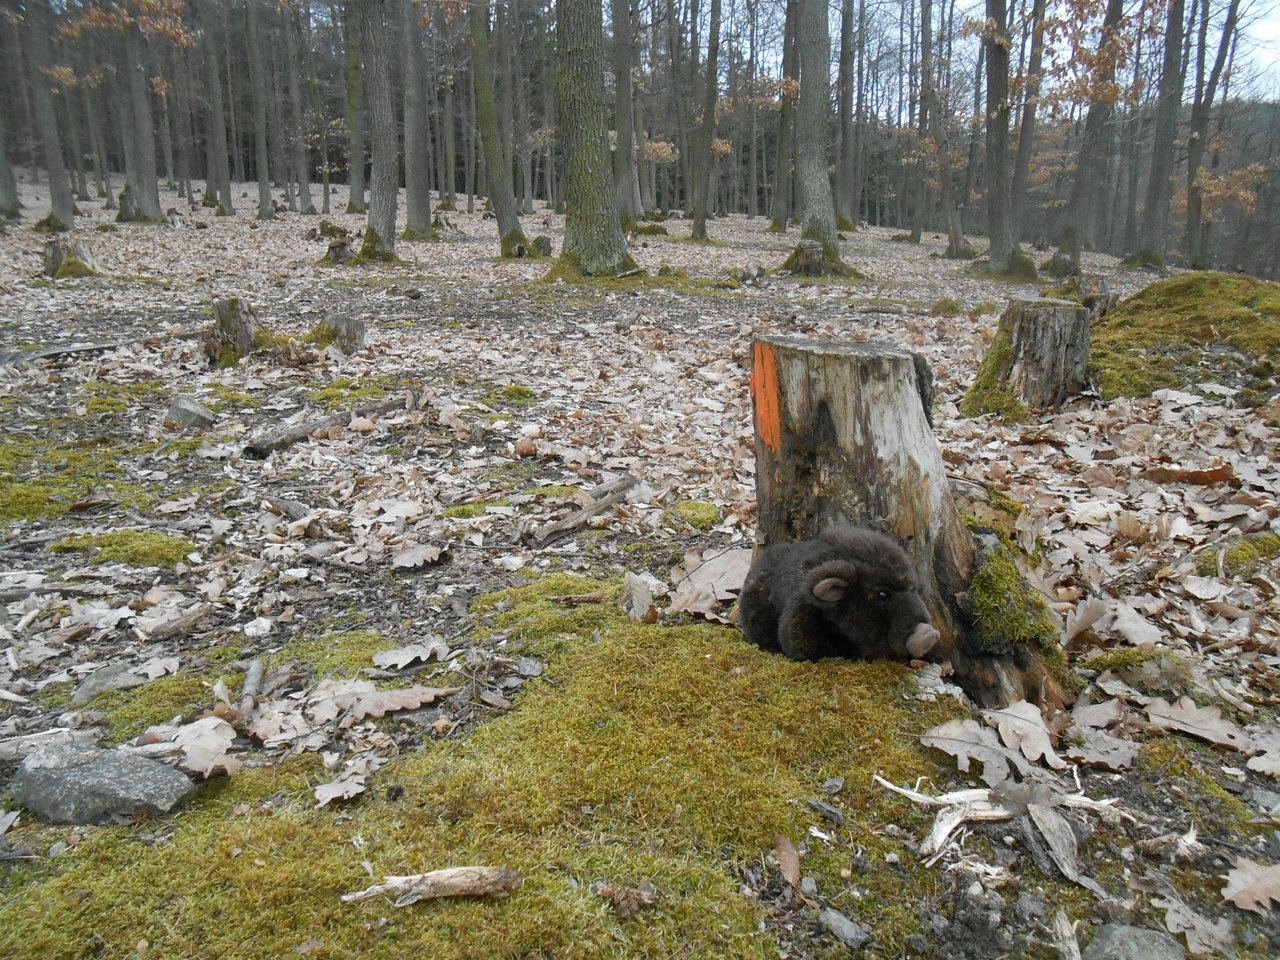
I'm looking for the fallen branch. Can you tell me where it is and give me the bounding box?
[0,329,205,367]
[237,659,264,720]
[341,866,523,906]
[531,473,638,544]
[243,395,415,460]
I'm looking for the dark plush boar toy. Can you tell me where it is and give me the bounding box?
[737,527,940,662]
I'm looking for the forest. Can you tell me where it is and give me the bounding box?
[2,1,1280,959]
[0,0,1277,275]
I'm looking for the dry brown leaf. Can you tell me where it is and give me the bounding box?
[620,572,658,623]
[774,835,801,888]
[1059,728,1138,772]
[372,641,450,670]
[1146,696,1250,751]
[1152,896,1233,955]
[595,881,659,919]
[307,679,460,726]
[172,716,243,777]
[921,718,1055,787]
[1028,803,1106,897]
[982,701,1067,769]
[1140,463,1235,485]
[342,866,522,905]
[391,543,444,568]
[1221,857,1280,914]
[1247,723,1280,778]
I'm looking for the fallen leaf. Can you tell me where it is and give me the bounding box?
[1221,857,1280,914]
[173,716,243,777]
[774,836,800,888]
[1146,696,1250,751]
[982,700,1067,769]
[372,641,450,670]
[620,571,658,623]
[1152,896,1233,955]
[921,717,1055,787]
[1140,463,1234,485]
[1028,804,1106,897]
[391,543,444,568]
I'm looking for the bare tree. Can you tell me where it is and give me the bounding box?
[359,0,398,258]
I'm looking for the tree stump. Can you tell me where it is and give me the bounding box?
[324,238,354,265]
[530,235,553,257]
[1075,274,1116,317]
[42,238,99,278]
[749,335,1066,708]
[211,298,262,362]
[962,297,1091,416]
[780,239,826,276]
[310,313,366,354]
[117,186,139,223]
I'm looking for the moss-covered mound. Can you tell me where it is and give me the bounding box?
[0,575,969,959]
[1092,271,1280,402]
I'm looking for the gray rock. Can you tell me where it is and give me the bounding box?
[1082,924,1186,960]
[1014,891,1047,922]
[70,662,146,705]
[11,745,197,825]
[166,395,217,430]
[819,908,870,950]
[799,876,818,896]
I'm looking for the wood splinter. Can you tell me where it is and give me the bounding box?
[341,866,523,906]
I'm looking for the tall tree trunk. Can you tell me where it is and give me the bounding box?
[746,0,759,217]
[1010,0,1045,240]
[0,107,20,217]
[691,0,721,240]
[225,13,246,184]
[246,0,275,218]
[556,0,636,276]
[285,2,315,214]
[788,0,846,271]
[960,41,982,233]
[611,0,641,224]
[1184,0,1240,265]
[24,0,74,228]
[359,0,398,257]
[1060,0,1123,255]
[344,1,367,212]
[1138,0,1186,260]
[921,0,968,257]
[403,0,431,236]
[983,0,1014,268]
[835,0,855,226]
[194,0,235,212]
[767,0,799,231]
[470,0,528,255]
[124,23,163,220]
[443,69,458,208]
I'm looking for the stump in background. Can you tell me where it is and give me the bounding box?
[309,313,366,354]
[43,238,99,278]
[961,297,1092,418]
[211,298,262,362]
[325,238,354,265]
[780,239,826,276]
[749,335,1067,708]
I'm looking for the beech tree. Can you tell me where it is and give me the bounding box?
[470,0,528,255]
[24,0,74,229]
[556,0,635,276]
[359,0,398,258]
[983,0,1014,271]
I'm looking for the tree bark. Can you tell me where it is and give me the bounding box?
[789,0,845,272]
[403,0,432,236]
[359,0,398,258]
[983,0,1014,268]
[1010,0,1046,241]
[470,0,528,255]
[962,297,1092,413]
[343,1,367,213]
[690,0,721,240]
[0,107,18,217]
[750,336,1063,708]
[1138,0,1186,261]
[123,21,162,220]
[556,0,636,276]
[921,0,970,258]
[767,0,799,231]
[285,2,315,215]
[25,0,74,229]
[245,0,275,219]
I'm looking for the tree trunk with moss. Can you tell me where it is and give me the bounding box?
[555,0,636,277]
[961,297,1091,416]
[766,0,799,232]
[983,0,1014,270]
[343,1,367,213]
[470,0,527,256]
[193,0,233,214]
[784,0,846,274]
[403,0,432,237]
[750,335,1068,709]
[690,0,721,241]
[245,0,275,220]
[359,0,397,259]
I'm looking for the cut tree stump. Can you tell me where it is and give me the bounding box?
[749,335,1068,708]
[310,313,366,354]
[42,238,99,277]
[963,297,1092,415]
[211,298,262,362]
[781,239,826,276]
[324,238,354,265]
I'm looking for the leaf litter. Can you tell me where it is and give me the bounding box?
[0,190,1278,958]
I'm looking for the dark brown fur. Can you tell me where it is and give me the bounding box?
[737,527,938,662]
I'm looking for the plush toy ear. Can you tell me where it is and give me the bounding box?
[812,577,849,603]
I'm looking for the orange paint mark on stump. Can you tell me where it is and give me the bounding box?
[751,341,782,453]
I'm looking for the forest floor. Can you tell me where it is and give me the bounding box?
[0,176,1278,960]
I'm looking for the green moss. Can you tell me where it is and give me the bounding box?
[54,256,97,279]
[666,500,721,531]
[84,396,127,415]
[930,297,962,316]
[1193,532,1280,578]
[0,575,1015,960]
[307,376,398,407]
[31,213,69,233]
[967,543,1058,656]
[209,385,258,412]
[968,301,997,319]
[442,503,487,519]
[498,229,532,258]
[1093,271,1280,399]
[95,674,220,742]
[274,629,391,678]
[482,384,538,409]
[357,226,400,262]
[632,223,669,236]
[958,314,1028,421]
[1007,247,1039,280]
[1139,739,1259,835]
[537,261,740,299]
[401,227,441,243]
[317,218,347,239]
[50,531,195,567]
